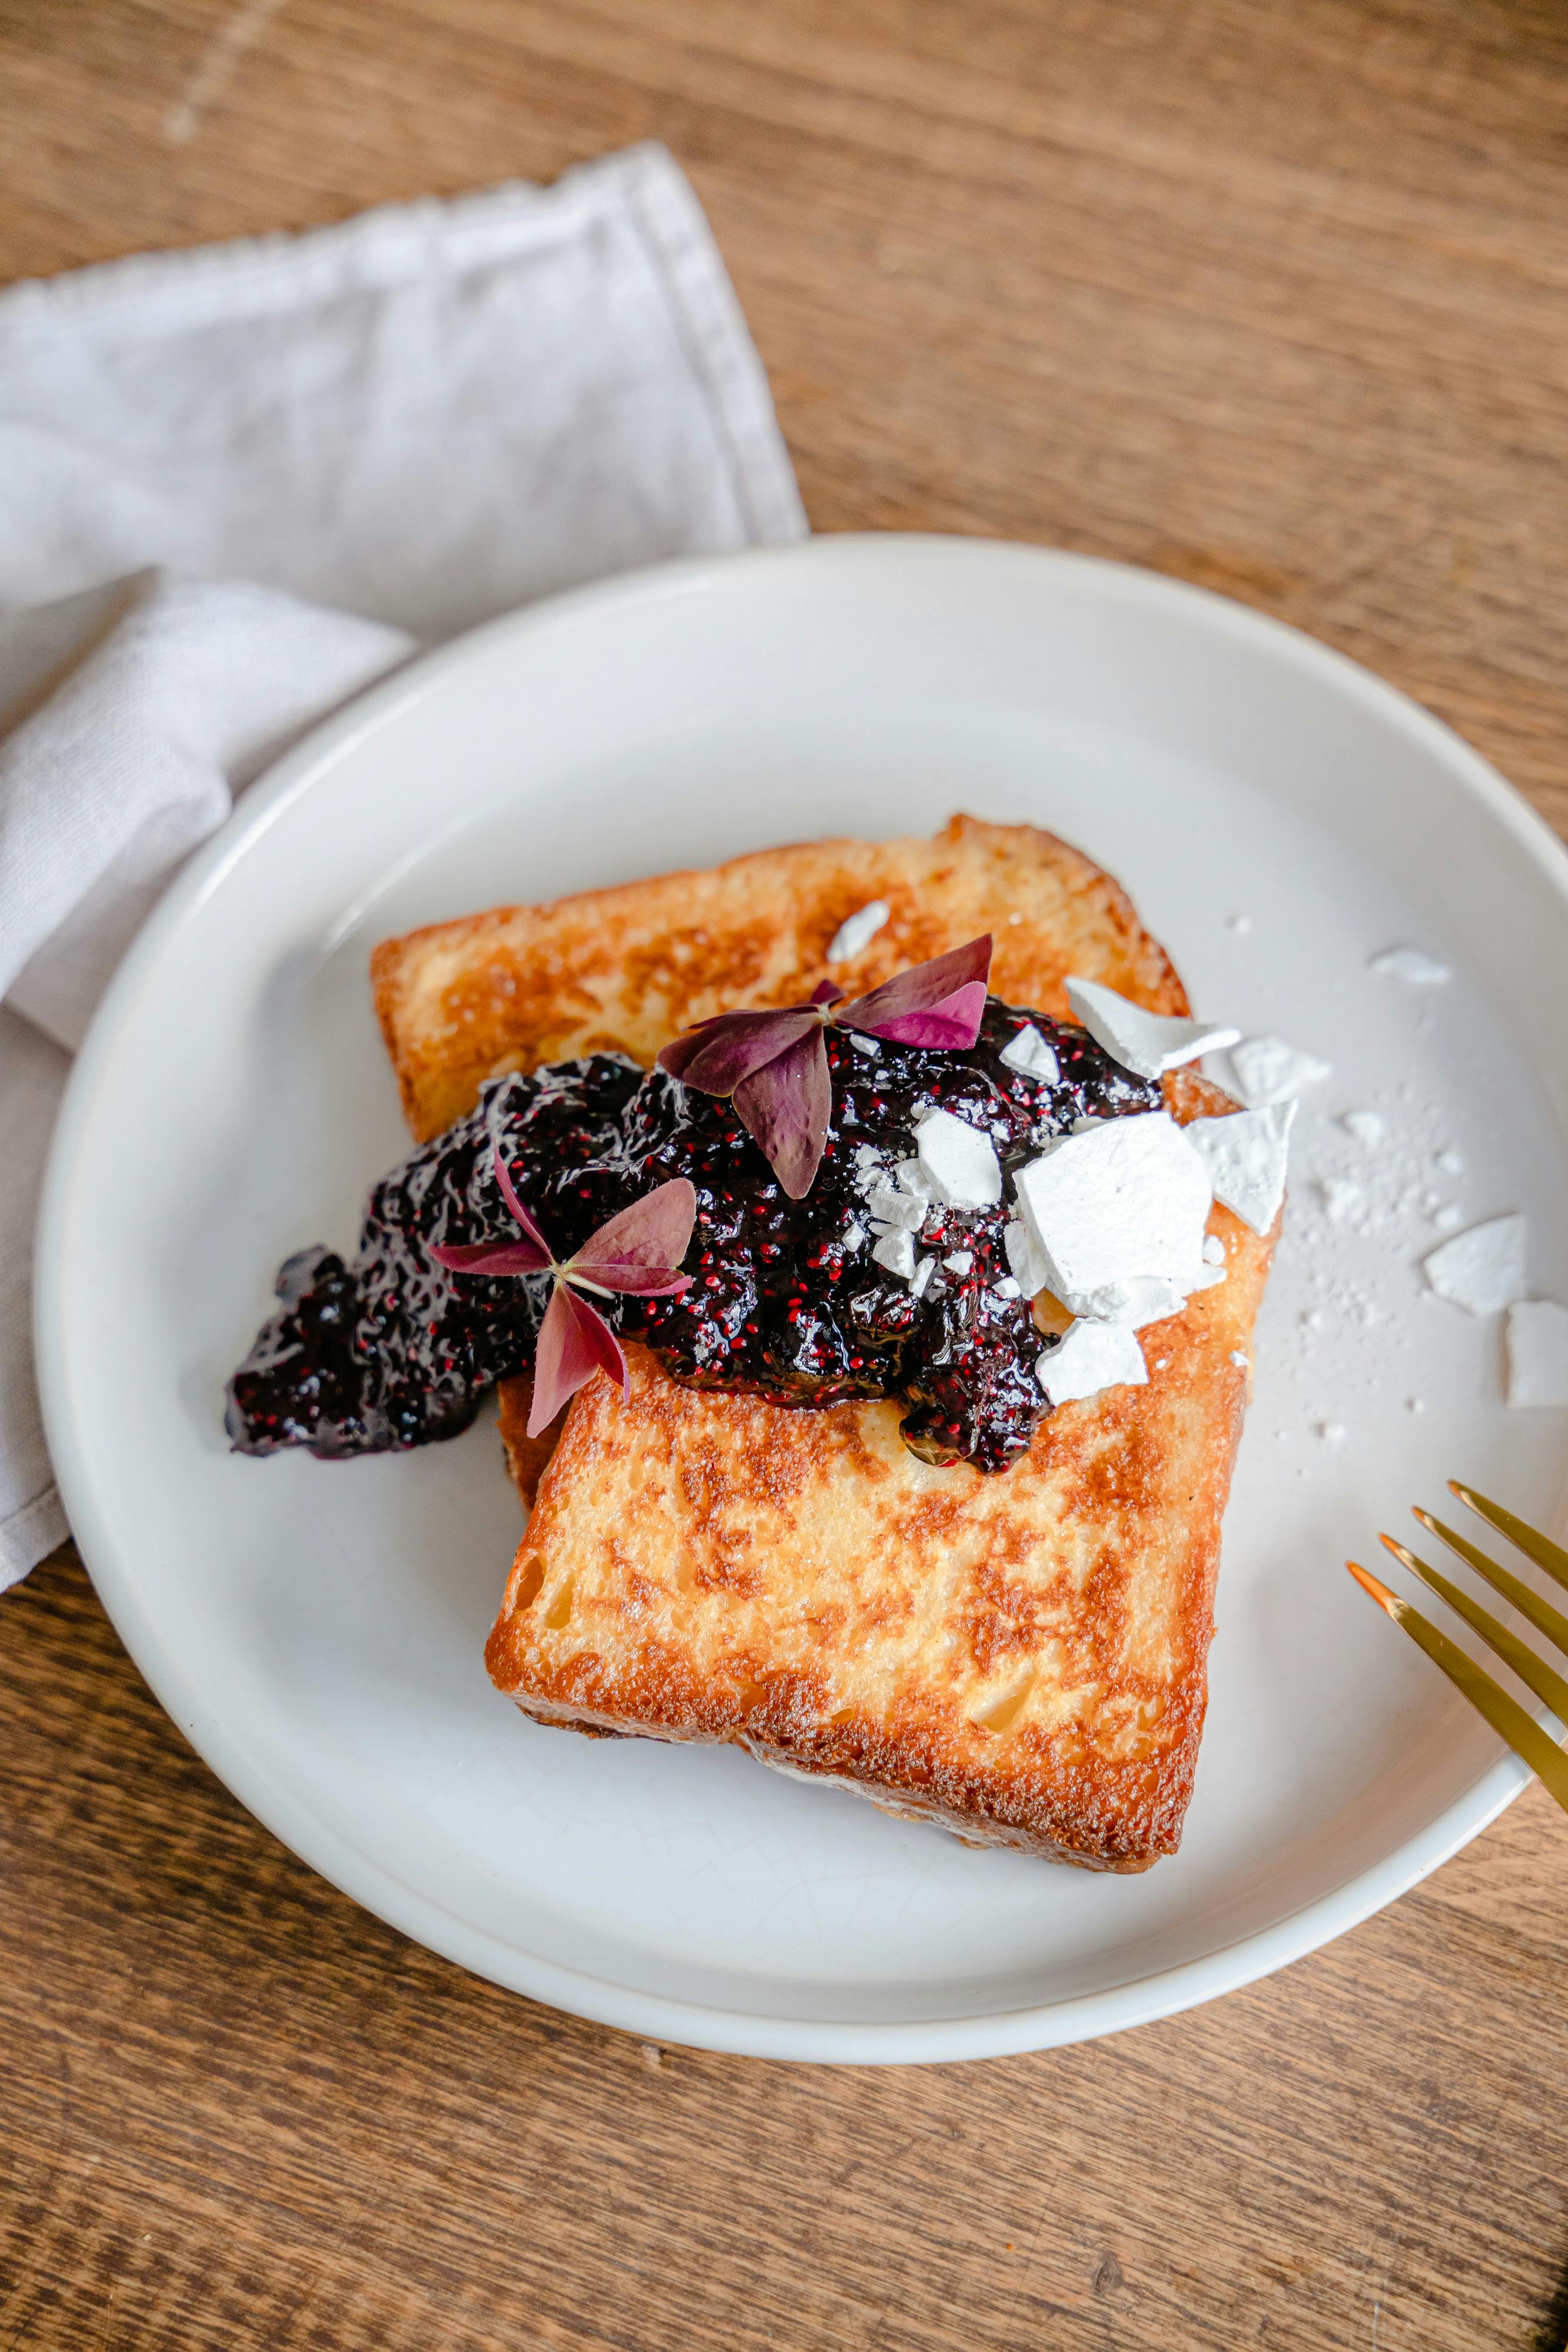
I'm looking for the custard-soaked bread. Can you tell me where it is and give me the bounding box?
[375,817,1274,1869]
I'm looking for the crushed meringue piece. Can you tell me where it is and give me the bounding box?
[871,1227,917,1282]
[914,1106,1002,1210]
[865,1185,925,1234]
[1037,1319,1148,1406]
[999,1023,1061,1084]
[1321,1177,1363,1225]
[1003,1215,1052,1300]
[1228,1034,1332,1108]
[1186,1101,1295,1235]
[825,900,891,963]
[1506,1301,1568,1406]
[1370,945,1450,985]
[1423,1214,1527,1316]
[1012,1110,1212,1322]
[1065,975,1240,1082]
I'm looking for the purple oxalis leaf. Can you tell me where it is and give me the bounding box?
[734,1024,831,1200]
[429,1237,553,1277]
[657,1005,823,1095]
[567,1177,697,1295]
[529,1280,628,1436]
[837,936,992,1044]
[851,978,989,1049]
[491,1144,553,1258]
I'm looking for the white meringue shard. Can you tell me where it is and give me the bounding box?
[864,1184,925,1234]
[1506,1300,1568,1407]
[1423,1214,1527,1316]
[825,900,891,963]
[1065,975,1240,1081]
[1091,1275,1190,1328]
[1228,1034,1332,1108]
[871,1227,917,1282]
[1370,945,1450,985]
[1037,1320,1148,1406]
[998,1022,1061,1084]
[1003,1214,1052,1299]
[1184,1101,1296,1235]
[1322,1177,1362,1225]
[914,1106,1002,1209]
[1011,1110,1212,1322]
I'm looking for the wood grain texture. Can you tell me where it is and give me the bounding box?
[5,1,1568,2344]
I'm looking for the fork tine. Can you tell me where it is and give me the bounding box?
[1346,1563,1568,1814]
[1450,1482,1568,1595]
[1412,1509,1568,1659]
[1380,1535,1568,1724]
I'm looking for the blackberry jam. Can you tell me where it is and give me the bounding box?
[227,1001,1158,1473]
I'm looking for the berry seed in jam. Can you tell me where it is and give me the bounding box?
[226,999,1159,1474]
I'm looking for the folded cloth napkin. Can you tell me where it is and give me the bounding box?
[0,141,805,1589]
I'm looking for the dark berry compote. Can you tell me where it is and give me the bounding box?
[226,1001,1158,1474]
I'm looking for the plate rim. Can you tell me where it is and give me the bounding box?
[35,530,1562,2063]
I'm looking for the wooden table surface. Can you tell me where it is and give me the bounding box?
[6,2,1568,2345]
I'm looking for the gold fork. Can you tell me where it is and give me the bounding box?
[1348,1484,1568,1818]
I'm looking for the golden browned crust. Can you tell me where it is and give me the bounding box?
[375,817,1272,1867]
[372,814,1188,1142]
[495,1375,566,1515]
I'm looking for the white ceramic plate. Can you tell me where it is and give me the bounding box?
[37,536,1568,2063]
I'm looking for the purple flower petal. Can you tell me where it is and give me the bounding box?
[429,1238,552,1277]
[566,1178,697,1295]
[837,936,992,1045]
[492,1144,553,1258]
[529,1280,628,1436]
[657,1004,824,1095]
[733,1024,831,1199]
[810,980,844,1007]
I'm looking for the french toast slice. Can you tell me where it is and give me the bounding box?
[373,817,1274,1869]
[372,814,1188,1143]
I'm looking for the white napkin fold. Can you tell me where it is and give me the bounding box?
[0,141,805,1589]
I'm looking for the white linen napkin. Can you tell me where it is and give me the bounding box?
[0,141,806,1589]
